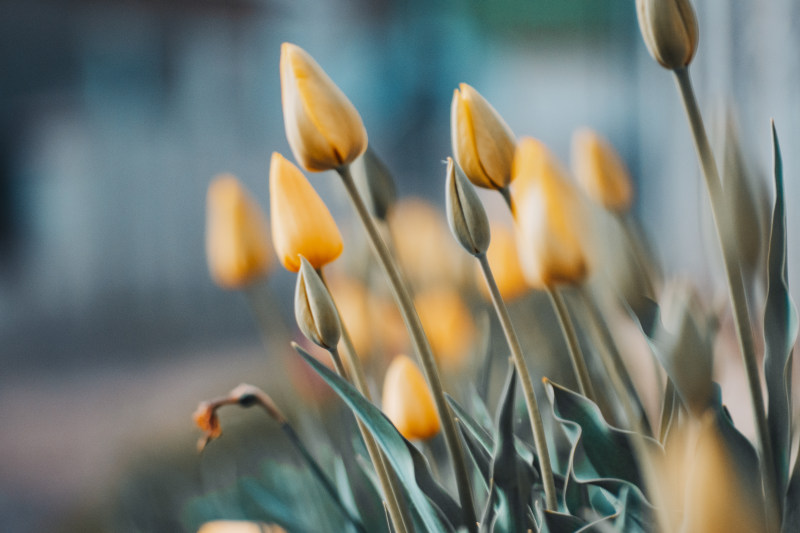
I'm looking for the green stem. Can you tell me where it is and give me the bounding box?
[337,165,477,531]
[659,379,676,443]
[327,342,411,533]
[580,288,653,435]
[673,66,777,529]
[478,254,558,511]
[546,286,596,402]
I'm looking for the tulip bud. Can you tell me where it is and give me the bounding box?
[205,174,272,289]
[350,147,397,221]
[513,138,591,288]
[478,223,528,301]
[415,287,475,369]
[382,354,440,441]
[270,152,343,272]
[280,42,367,172]
[197,521,284,533]
[682,413,763,533]
[327,275,373,358]
[445,157,490,256]
[451,83,516,191]
[294,256,341,351]
[571,128,633,213]
[636,0,699,70]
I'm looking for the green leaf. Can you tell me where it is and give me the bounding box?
[480,365,532,533]
[334,457,367,533]
[782,444,800,532]
[294,343,455,532]
[629,292,715,416]
[763,122,798,501]
[709,383,765,522]
[540,510,586,532]
[546,380,662,490]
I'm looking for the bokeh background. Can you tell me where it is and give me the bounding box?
[1,0,799,531]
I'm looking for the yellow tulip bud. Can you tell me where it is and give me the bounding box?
[571,128,633,213]
[280,42,367,172]
[205,174,272,289]
[415,286,475,370]
[389,198,465,289]
[327,276,374,358]
[636,0,698,70]
[680,413,763,533]
[197,521,285,533]
[512,137,591,288]
[270,153,344,272]
[451,83,516,190]
[478,223,528,301]
[382,354,440,441]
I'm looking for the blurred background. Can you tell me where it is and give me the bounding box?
[1,0,798,531]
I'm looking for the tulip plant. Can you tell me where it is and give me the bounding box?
[188,1,799,532]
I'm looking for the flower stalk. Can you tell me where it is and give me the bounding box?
[673,66,778,528]
[296,258,411,533]
[478,253,558,511]
[546,287,596,403]
[336,164,478,531]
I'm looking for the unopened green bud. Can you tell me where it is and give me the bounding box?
[351,147,397,221]
[636,0,699,70]
[445,157,490,256]
[294,256,341,350]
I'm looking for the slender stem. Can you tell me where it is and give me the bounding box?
[580,288,653,436]
[659,379,676,443]
[673,66,777,529]
[478,254,558,511]
[617,213,661,298]
[337,165,477,531]
[327,342,411,533]
[546,286,596,402]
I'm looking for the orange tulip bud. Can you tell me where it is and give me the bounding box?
[479,223,528,301]
[280,43,367,172]
[269,152,343,272]
[415,286,475,369]
[205,174,272,289]
[382,354,440,441]
[451,83,516,191]
[512,138,591,288]
[571,128,633,213]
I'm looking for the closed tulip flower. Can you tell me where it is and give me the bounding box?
[451,83,516,191]
[571,128,633,213]
[205,174,272,289]
[280,42,367,172]
[415,286,475,369]
[270,152,343,272]
[513,137,591,288]
[382,354,440,441]
[636,0,698,70]
[479,223,528,301]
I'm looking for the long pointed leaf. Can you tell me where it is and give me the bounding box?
[294,344,453,532]
[545,380,663,490]
[763,123,798,501]
[480,365,529,533]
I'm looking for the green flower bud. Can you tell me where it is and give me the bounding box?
[351,147,397,221]
[445,157,490,256]
[636,0,699,70]
[294,256,341,350]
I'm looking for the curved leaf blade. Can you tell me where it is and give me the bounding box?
[763,123,798,500]
[294,344,454,532]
